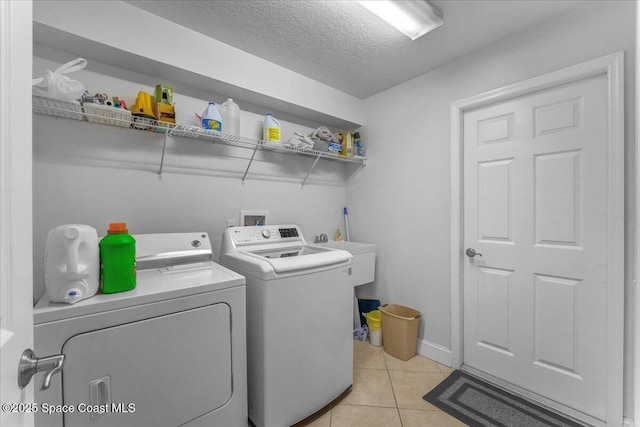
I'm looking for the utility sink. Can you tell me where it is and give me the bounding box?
[315,240,376,286]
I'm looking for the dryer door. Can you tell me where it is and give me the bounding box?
[61,303,232,427]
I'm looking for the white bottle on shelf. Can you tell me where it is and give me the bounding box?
[201,102,222,132]
[262,113,281,142]
[219,98,240,136]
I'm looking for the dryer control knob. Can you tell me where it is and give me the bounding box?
[261,229,271,239]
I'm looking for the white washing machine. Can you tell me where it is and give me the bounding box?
[219,225,353,427]
[33,232,247,427]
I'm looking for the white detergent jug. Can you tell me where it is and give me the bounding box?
[44,224,99,304]
[219,98,240,136]
[262,113,281,142]
[201,102,222,132]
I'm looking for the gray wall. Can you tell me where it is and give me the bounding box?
[348,0,636,418]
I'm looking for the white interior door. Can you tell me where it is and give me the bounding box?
[0,2,34,427]
[462,71,618,423]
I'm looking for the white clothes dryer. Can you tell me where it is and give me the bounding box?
[219,225,353,427]
[33,232,247,427]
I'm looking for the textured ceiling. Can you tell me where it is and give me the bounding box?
[124,0,585,99]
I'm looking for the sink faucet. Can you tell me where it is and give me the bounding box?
[314,233,328,243]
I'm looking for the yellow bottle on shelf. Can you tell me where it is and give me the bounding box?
[262,113,281,142]
[340,132,354,157]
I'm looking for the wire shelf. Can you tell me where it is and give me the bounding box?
[33,95,367,185]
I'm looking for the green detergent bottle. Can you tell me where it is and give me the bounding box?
[99,222,136,294]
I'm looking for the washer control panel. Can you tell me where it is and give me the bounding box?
[278,227,299,238]
[225,225,303,247]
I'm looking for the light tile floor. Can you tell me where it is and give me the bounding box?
[294,340,468,427]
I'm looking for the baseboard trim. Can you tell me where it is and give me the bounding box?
[416,338,452,367]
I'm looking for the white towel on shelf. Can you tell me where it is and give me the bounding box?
[284,131,314,149]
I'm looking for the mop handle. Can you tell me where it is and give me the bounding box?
[344,207,350,242]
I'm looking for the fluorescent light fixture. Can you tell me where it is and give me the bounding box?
[358,0,443,40]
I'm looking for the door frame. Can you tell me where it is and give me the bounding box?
[635,4,640,426]
[0,1,34,426]
[450,52,624,426]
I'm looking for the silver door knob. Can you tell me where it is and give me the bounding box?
[466,248,482,258]
[18,349,65,390]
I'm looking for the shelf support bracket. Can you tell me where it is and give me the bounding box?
[157,129,169,180]
[301,153,322,188]
[345,158,367,186]
[241,142,260,184]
